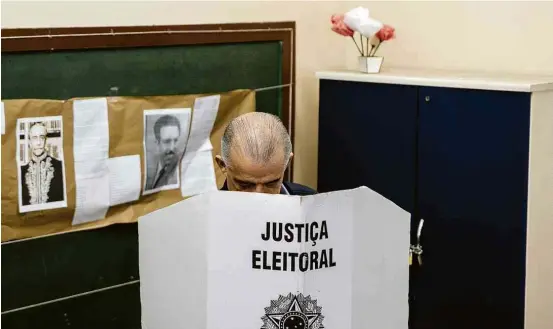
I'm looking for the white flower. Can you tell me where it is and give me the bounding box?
[346,6,370,20]
[344,6,383,38]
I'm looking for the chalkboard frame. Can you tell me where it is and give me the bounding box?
[1,21,296,180]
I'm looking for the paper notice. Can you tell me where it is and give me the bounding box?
[181,95,220,197]
[72,160,110,226]
[1,102,5,135]
[72,98,111,225]
[180,149,218,197]
[73,125,110,162]
[73,98,110,161]
[108,155,141,206]
[186,95,220,151]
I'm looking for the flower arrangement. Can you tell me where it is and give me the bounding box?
[331,7,395,58]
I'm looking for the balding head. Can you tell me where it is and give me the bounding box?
[221,112,292,169]
[216,112,293,194]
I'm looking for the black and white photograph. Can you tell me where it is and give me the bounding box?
[143,108,191,195]
[17,116,68,213]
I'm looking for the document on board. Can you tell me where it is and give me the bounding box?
[186,95,220,151]
[1,102,5,135]
[181,95,220,197]
[73,98,110,161]
[72,98,111,225]
[72,160,110,225]
[181,146,218,197]
[108,155,141,206]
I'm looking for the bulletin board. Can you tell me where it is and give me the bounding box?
[1,91,255,241]
[1,22,296,329]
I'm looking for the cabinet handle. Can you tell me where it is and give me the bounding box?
[417,219,424,241]
[410,219,424,266]
[424,96,431,102]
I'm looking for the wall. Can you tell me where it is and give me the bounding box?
[3,1,553,189]
[341,1,553,75]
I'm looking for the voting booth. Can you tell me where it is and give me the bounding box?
[138,187,410,329]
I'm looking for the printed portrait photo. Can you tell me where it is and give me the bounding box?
[143,109,191,195]
[16,116,68,213]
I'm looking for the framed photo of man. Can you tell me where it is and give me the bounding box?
[143,109,191,195]
[16,116,68,213]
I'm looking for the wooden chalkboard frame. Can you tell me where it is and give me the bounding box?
[1,21,296,180]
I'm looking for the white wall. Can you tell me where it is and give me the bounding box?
[3,1,553,189]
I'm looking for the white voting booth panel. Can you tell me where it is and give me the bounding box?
[139,187,410,329]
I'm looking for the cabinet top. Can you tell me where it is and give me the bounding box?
[316,68,553,92]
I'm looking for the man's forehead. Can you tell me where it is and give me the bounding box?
[228,152,285,181]
[30,125,46,135]
[159,125,179,135]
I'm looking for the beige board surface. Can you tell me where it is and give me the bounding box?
[1,90,255,241]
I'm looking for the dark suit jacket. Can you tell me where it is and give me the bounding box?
[145,160,179,191]
[220,180,317,196]
[20,156,64,205]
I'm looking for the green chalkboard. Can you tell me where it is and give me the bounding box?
[2,41,283,116]
[1,39,285,327]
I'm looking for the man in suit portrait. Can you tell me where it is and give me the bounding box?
[20,122,65,206]
[145,114,182,191]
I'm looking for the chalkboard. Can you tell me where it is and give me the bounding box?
[2,42,283,117]
[1,22,296,328]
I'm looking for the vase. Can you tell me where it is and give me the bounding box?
[358,56,383,74]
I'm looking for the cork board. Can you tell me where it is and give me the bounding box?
[1,89,255,242]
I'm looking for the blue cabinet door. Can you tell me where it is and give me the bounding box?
[318,80,418,212]
[413,87,531,329]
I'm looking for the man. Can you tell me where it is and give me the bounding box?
[145,114,181,190]
[20,122,64,205]
[215,112,316,195]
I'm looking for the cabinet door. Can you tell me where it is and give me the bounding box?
[413,87,531,329]
[318,80,418,212]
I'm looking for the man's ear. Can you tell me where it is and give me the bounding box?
[287,152,294,168]
[215,155,227,173]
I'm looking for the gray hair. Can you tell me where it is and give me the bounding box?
[221,112,292,168]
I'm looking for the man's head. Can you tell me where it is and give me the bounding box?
[153,115,181,167]
[216,112,293,194]
[29,122,48,157]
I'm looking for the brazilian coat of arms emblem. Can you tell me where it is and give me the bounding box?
[261,293,324,329]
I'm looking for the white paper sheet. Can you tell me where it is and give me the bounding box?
[108,155,141,206]
[72,98,111,225]
[72,160,110,225]
[186,95,220,150]
[180,95,220,197]
[180,149,218,197]
[73,98,110,160]
[1,102,5,135]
